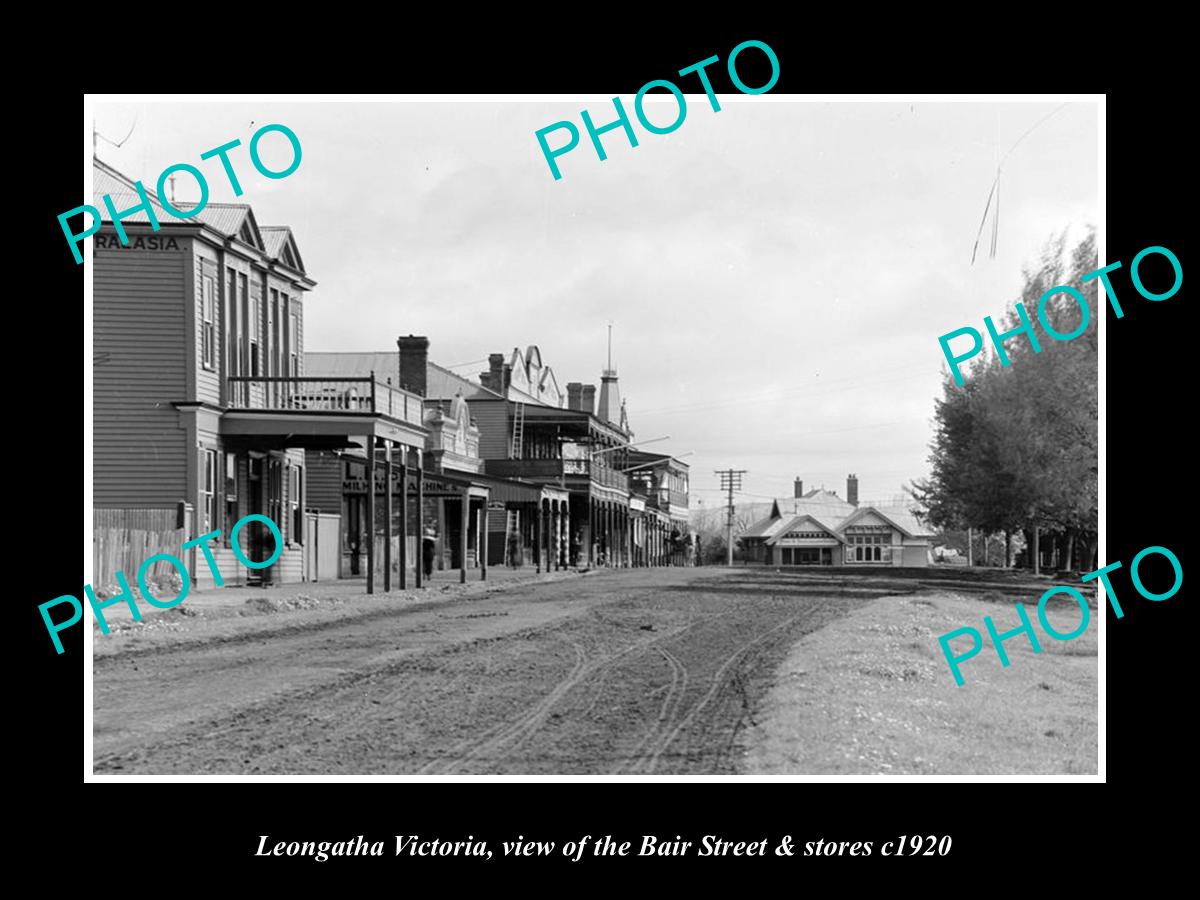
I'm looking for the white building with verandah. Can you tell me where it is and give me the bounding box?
[740,475,934,567]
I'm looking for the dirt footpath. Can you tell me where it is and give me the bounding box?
[744,589,1098,775]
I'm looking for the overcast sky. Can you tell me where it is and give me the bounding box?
[92,98,1098,509]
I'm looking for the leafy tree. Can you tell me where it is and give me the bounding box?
[910,228,1098,571]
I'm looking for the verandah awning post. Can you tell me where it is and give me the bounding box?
[480,497,488,581]
[460,488,469,584]
[415,449,424,589]
[366,434,375,595]
[399,444,408,590]
[384,438,392,593]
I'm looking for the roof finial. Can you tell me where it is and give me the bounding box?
[607,321,612,372]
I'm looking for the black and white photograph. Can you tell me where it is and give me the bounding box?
[82,93,1102,778]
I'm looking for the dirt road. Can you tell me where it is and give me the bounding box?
[94,567,907,775]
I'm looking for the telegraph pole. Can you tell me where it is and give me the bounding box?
[714,469,746,567]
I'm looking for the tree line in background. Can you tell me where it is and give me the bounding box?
[909,228,1098,573]
[691,503,744,565]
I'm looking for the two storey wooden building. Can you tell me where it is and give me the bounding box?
[91,158,426,591]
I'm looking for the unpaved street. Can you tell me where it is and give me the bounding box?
[94,566,1093,775]
[94,567,902,774]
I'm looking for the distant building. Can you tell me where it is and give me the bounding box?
[627,451,692,566]
[304,343,568,581]
[304,336,693,574]
[741,475,934,567]
[479,346,565,408]
[479,356,633,568]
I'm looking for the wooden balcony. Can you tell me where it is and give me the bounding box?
[630,486,689,516]
[226,376,424,427]
[485,457,629,491]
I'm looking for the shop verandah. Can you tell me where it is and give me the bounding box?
[143,374,429,592]
[328,447,490,591]
[470,474,570,574]
[335,452,574,589]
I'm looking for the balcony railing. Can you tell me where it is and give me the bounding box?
[226,376,424,427]
[485,457,629,490]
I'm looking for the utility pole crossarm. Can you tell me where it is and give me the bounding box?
[714,468,747,567]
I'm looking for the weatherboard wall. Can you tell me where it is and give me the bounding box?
[93,230,190,508]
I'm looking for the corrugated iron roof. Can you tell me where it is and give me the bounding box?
[770,491,856,520]
[427,362,503,401]
[305,351,394,381]
[92,159,306,277]
[865,506,937,539]
[193,203,251,237]
[303,352,505,401]
[94,157,175,225]
[741,517,782,539]
[260,226,289,259]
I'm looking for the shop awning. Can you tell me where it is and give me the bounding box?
[466,471,568,505]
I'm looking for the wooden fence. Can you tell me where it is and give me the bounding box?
[93,508,191,588]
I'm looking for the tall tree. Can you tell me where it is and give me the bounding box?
[910,228,1097,570]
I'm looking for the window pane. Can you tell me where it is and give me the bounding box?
[200,449,216,532]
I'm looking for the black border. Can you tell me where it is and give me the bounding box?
[27,25,1187,884]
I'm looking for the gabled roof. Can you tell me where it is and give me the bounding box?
[838,506,914,538]
[194,203,254,242]
[260,225,306,273]
[260,226,288,258]
[849,505,937,539]
[764,513,845,546]
[742,498,936,543]
[93,158,311,281]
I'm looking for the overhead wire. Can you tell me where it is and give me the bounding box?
[970,102,1070,264]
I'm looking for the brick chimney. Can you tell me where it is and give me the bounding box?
[481,353,506,394]
[847,474,859,507]
[567,382,583,411]
[794,478,803,498]
[581,384,596,415]
[397,335,429,397]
